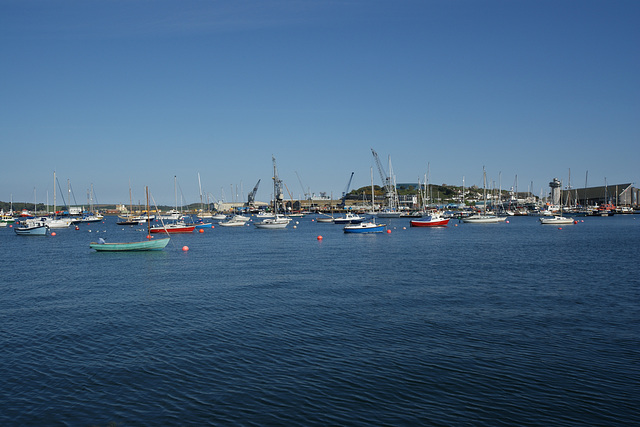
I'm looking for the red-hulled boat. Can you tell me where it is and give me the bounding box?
[149,221,196,233]
[410,213,450,227]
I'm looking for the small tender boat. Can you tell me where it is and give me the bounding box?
[194,221,213,229]
[539,216,575,225]
[333,213,365,224]
[343,220,386,233]
[410,213,450,227]
[315,214,335,223]
[90,237,170,251]
[14,220,49,236]
[91,186,171,251]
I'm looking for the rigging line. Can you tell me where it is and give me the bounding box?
[150,192,172,239]
[56,177,68,209]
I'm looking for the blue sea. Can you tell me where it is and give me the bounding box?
[1,214,639,426]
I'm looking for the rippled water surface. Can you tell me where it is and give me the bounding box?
[1,215,639,425]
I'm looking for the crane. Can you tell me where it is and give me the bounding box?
[339,172,354,207]
[295,171,310,200]
[272,156,285,213]
[246,179,261,206]
[371,148,399,211]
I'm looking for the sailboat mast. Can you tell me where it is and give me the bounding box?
[483,167,487,215]
[371,167,375,212]
[53,171,56,216]
[146,186,151,239]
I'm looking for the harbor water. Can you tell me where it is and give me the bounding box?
[1,215,639,425]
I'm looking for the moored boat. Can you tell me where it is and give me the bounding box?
[149,221,196,233]
[462,214,506,224]
[90,186,170,251]
[254,156,290,230]
[333,213,365,224]
[90,237,170,251]
[343,220,386,233]
[218,214,250,227]
[14,220,49,236]
[254,215,291,229]
[539,215,576,225]
[410,213,450,227]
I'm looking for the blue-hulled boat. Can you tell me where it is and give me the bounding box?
[14,220,49,236]
[343,220,386,234]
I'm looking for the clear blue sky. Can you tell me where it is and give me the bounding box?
[1,0,638,206]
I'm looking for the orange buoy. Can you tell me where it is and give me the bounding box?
[558,227,563,230]
[317,235,323,240]
[386,229,391,234]
[51,232,56,236]
[182,245,189,251]
[199,228,204,233]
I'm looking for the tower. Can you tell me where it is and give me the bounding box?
[549,178,562,205]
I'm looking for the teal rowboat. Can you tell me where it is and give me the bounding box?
[90,237,170,251]
[90,186,171,252]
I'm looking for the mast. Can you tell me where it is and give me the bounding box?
[174,176,178,212]
[146,186,151,239]
[198,172,204,212]
[53,171,56,216]
[483,167,487,215]
[371,167,375,212]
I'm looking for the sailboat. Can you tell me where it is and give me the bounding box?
[254,156,291,229]
[150,176,196,233]
[462,167,507,224]
[42,171,73,228]
[117,184,143,225]
[90,187,170,251]
[15,189,48,235]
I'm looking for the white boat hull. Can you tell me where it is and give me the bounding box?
[539,216,575,225]
[462,215,507,223]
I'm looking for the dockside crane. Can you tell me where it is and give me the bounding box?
[339,172,355,207]
[371,148,399,211]
[246,179,261,207]
[295,171,310,200]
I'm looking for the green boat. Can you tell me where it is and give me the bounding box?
[90,186,170,252]
[90,237,170,252]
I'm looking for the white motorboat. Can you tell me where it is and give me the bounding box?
[254,215,291,229]
[218,215,250,227]
[462,214,507,224]
[539,216,575,225]
[40,216,73,228]
[333,213,365,224]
